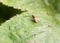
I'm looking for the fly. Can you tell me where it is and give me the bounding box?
[32,15,40,23]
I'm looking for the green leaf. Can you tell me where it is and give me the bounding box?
[0,0,46,10]
[48,0,57,10]
[57,0,60,13]
[0,0,55,11]
[0,0,60,43]
[0,11,60,43]
[0,0,56,16]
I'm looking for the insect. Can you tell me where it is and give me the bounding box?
[32,15,40,23]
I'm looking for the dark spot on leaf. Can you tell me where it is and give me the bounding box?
[0,2,26,25]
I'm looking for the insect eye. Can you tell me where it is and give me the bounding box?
[32,15,35,18]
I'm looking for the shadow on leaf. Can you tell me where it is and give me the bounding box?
[0,2,26,25]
